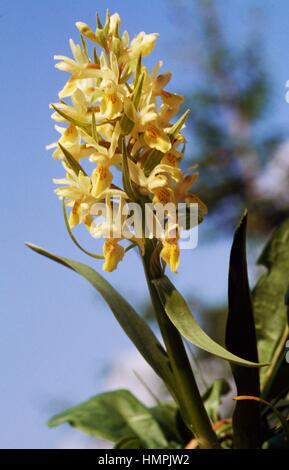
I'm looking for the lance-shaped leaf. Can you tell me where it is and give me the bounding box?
[153,276,267,367]
[91,112,99,143]
[93,47,100,65]
[202,379,230,423]
[114,436,142,449]
[80,34,89,59]
[120,111,134,135]
[168,109,190,139]
[103,9,111,35]
[96,12,103,29]
[119,64,132,84]
[51,104,90,131]
[134,54,142,86]
[261,289,289,401]
[252,217,289,392]
[121,139,138,201]
[49,389,169,449]
[132,72,145,109]
[26,244,175,393]
[58,143,87,176]
[62,200,103,260]
[150,402,182,445]
[144,148,163,176]
[226,212,261,448]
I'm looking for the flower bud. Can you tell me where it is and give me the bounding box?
[75,22,97,42]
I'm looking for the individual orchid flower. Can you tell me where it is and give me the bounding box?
[160,224,180,272]
[51,88,100,126]
[91,196,144,272]
[128,32,159,60]
[53,165,94,228]
[46,125,91,160]
[160,142,185,167]
[91,52,128,119]
[128,160,181,197]
[174,173,208,215]
[158,92,185,126]
[54,163,126,229]
[81,122,122,196]
[123,99,171,153]
[54,39,102,98]
[54,39,89,74]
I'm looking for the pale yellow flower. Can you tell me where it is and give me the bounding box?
[152,71,172,96]
[102,239,125,272]
[54,164,126,229]
[91,196,144,272]
[160,142,184,167]
[158,92,184,126]
[54,39,88,74]
[143,123,171,153]
[54,39,102,98]
[46,125,91,160]
[54,166,92,201]
[123,99,171,153]
[51,89,99,126]
[174,173,208,215]
[91,52,127,119]
[128,32,159,60]
[82,122,121,196]
[75,21,98,42]
[160,225,180,272]
[109,13,121,35]
[128,160,181,196]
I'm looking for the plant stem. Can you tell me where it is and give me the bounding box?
[262,324,289,400]
[142,240,219,449]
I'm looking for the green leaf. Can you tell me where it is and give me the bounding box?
[253,218,289,393]
[58,143,87,176]
[96,12,103,29]
[49,389,168,448]
[134,54,142,86]
[26,243,175,393]
[62,200,104,260]
[226,212,261,448]
[202,379,230,423]
[168,109,190,138]
[120,113,134,135]
[119,64,133,84]
[153,276,267,367]
[51,104,90,131]
[104,9,111,35]
[260,289,289,402]
[143,148,164,176]
[133,72,145,109]
[91,112,99,143]
[121,139,138,201]
[80,34,89,59]
[114,436,142,449]
[286,287,289,306]
[93,47,100,65]
[150,402,182,444]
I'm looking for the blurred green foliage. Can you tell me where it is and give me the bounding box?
[170,0,289,235]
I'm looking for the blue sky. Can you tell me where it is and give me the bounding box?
[1,0,289,448]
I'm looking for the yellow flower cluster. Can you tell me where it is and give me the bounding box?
[48,11,207,272]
